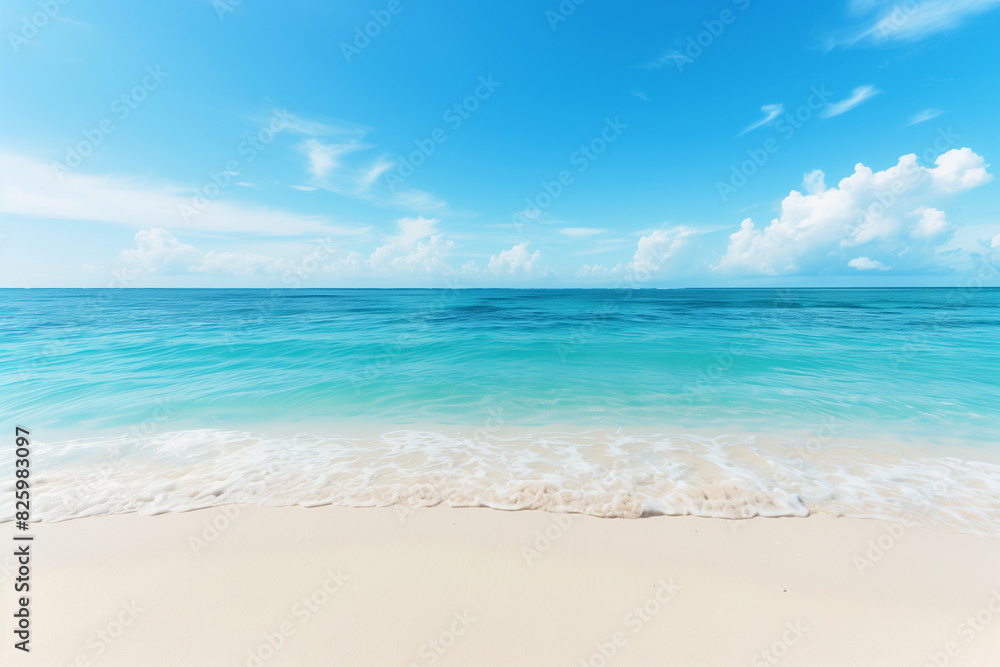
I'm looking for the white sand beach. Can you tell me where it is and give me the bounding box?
[3,506,999,666]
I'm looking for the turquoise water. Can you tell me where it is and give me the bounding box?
[2,288,998,441]
[2,288,999,529]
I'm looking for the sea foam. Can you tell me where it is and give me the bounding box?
[5,428,1000,536]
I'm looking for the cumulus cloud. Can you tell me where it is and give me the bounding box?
[120,229,290,276]
[628,227,698,278]
[574,226,700,282]
[821,85,880,118]
[848,256,889,271]
[802,169,827,195]
[716,148,993,276]
[361,216,455,276]
[117,218,464,281]
[121,229,203,273]
[488,243,546,277]
[911,207,950,239]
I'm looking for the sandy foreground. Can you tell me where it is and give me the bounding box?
[2,506,999,666]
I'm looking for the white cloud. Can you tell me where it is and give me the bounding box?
[116,218,465,281]
[906,108,945,126]
[290,115,447,213]
[928,146,992,192]
[290,185,317,191]
[387,216,439,248]
[488,243,543,277]
[741,104,785,135]
[573,226,699,282]
[315,216,458,279]
[561,227,608,239]
[642,50,692,70]
[631,90,649,102]
[830,0,1000,48]
[576,264,611,278]
[120,229,290,276]
[628,227,697,277]
[716,148,993,276]
[277,113,369,139]
[364,234,454,275]
[120,229,202,273]
[911,207,950,239]
[821,85,880,118]
[848,256,890,271]
[803,169,827,195]
[991,233,1000,248]
[0,152,360,237]
[299,138,370,181]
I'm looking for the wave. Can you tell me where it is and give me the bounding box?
[4,429,1000,536]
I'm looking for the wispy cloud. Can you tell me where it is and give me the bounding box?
[827,0,1000,49]
[821,85,880,118]
[0,152,361,237]
[290,115,448,213]
[740,104,785,134]
[561,227,608,239]
[905,108,945,125]
[631,90,649,102]
[298,138,369,181]
[641,50,692,70]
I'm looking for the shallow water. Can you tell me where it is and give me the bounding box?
[2,288,998,532]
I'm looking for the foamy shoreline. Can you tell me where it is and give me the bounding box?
[2,505,999,666]
[11,427,1000,536]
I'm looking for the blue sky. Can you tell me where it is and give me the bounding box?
[1,0,998,287]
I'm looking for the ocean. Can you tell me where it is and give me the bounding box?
[2,288,999,533]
